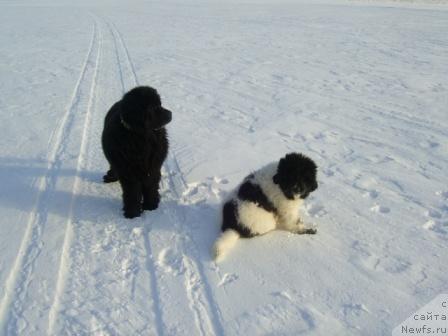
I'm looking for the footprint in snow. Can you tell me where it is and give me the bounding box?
[352,250,410,274]
[277,131,293,139]
[212,176,229,185]
[422,202,447,234]
[322,168,335,177]
[426,209,442,219]
[362,190,379,199]
[305,203,327,218]
[271,291,293,301]
[436,190,448,200]
[157,248,185,276]
[182,176,228,204]
[370,204,390,214]
[422,194,448,233]
[342,303,370,317]
[91,225,116,253]
[419,140,439,149]
[354,175,378,190]
[218,273,239,287]
[423,220,448,234]
[381,256,412,274]
[308,130,340,144]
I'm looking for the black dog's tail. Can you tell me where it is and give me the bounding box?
[212,230,240,262]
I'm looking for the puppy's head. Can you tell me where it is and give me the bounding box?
[121,86,172,133]
[273,153,318,200]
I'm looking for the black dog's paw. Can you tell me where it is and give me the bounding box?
[103,170,119,183]
[103,175,119,183]
[123,207,142,219]
[142,197,160,211]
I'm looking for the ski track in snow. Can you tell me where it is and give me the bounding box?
[107,17,168,335]
[0,17,101,335]
[40,15,165,335]
[15,13,226,335]
[107,18,167,335]
[107,18,225,336]
[48,14,103,336]
[160,156,225,336]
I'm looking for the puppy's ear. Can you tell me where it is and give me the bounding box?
[274,157,287,184]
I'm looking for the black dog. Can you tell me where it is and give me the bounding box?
[213,152,318,261]
[101,86,172,218]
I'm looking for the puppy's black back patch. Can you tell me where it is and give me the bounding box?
[222,200,254,238]
[238,181,277,214]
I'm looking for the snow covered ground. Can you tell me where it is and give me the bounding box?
[0,0,447,335]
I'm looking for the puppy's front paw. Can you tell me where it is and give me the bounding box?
[293,227,317,235]
[303,228,317,234]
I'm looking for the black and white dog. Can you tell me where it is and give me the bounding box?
[213,153,318,262]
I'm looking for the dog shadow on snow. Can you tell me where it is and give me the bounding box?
[151,198,223,262]
[0,157,114,221]
[0,157,222,260]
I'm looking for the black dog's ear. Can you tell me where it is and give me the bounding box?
[273,174,279,184]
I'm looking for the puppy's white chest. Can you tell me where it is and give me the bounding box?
[275,198,303,229]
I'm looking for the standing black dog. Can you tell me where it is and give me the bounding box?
[102,86,172,218]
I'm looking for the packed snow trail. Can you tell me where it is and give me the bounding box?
[0,1,447,335]
[0,14,102,335]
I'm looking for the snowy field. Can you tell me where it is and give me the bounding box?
[0,0,447,335]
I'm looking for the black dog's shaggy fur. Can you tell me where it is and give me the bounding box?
[101,86,172,218]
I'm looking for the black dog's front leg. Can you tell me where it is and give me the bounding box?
[142,171,161,211]
[120,178,143,218]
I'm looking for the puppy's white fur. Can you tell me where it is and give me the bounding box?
[213,230,240,263]
[252,163,305,232]
[213,162,310,262]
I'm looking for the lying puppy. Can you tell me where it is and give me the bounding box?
[102,86,172,218]
[213,153,318,262]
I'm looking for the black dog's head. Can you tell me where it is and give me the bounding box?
[273,153,318,200]
[120,86,172,133]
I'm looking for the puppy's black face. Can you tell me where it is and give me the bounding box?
[121,86,172,133]
[273,153,318,200]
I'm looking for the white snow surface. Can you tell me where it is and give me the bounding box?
[0,0,447,335]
